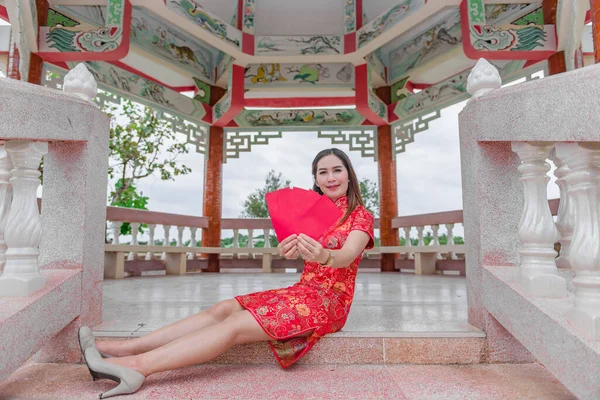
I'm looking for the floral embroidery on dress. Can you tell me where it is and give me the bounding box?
[235,196,375,368]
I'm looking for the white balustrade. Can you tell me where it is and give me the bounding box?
[562,143,600,340]
[127,222,140,261]
[263,228,271,248]
[430,224,442,260]
[146,224,156,260]
[0,141,48,297]
[550,146,575,269]
[0,146,12,270]
[188,227,197,260]
[403,227,413,260]
[161,224,171,260]
[512,141,566,298]
[445,223,457,260]
[416,226,425,246]
[176,226,184,247]
[111,221,122,245]
[248,228,255,259]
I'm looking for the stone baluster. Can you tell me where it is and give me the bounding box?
[176,226,185,247]
[430,224,442,260]
[511,142,566,298]
[233,228,240,258]
[0,146,13,270]
[549,146,575,269]
[445,223,457,260]
[127,222,140,261]
[263,228,271,248]
[111,221,122,245]
[0,141,48,296]
[145,224,156,261]
[188,227,197,260]
[562,143,600,340]
[161,224,171,260]
[248,228,254,259]
[416,226,425,246]
[404,227,413,260]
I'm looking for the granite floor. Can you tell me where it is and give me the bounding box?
[94,272,482,337]
[0,363,576,399]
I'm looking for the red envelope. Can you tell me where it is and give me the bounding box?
[266,187,343,241]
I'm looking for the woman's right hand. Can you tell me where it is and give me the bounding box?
[277,234,299,259]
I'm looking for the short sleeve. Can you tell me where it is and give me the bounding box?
[350,207,375,250]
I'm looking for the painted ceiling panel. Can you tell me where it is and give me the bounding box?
[254,0,345,36]
[195,0,237,25]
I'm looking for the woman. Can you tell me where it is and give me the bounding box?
[79,148,375,398]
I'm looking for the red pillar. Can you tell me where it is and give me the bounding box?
[201,87,226,272]
[591,0,600,63]
[543,0,567,74]
[375,86,400,272]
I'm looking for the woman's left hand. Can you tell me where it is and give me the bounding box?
[297,234,327,263]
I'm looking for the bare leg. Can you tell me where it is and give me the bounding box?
[105,310,273,376]
[96,299,244,357]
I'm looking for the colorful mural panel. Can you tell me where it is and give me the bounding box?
[366,51,386,83]
[193,77,210,104]
[69,61,206,121]
[242,0,255,34]
[130,8,213,81]
[234,109,364,128]
[357,0,425,48]
[389,10,461,82]
[244,63,354,87]
[40,1,130,61]
[344,0,357,34]
[256,36,342,56]
[167,0,241,48]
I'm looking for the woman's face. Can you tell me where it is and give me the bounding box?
[315,154,349,202]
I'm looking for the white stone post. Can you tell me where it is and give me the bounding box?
[111,221,122,245]
[176,226,185,247]
[248,228,254,259]
[563,143,600,340]
[146,223,156,260]
[430,224,442,260]
[188,227,197,260]
[416,226,425,246]
[127,222,140,261]
[0,146,13,270]
[263,228,271,248]
[445,223,457,260]
[404,227,413,260]
[0,141,48,296]
[511,142,566,298]
[161,224,171,260]
[549,146,575,269]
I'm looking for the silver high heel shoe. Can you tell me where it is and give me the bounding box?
[83,347,145,399]
[78,326,113,381]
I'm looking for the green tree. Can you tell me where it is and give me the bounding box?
[359,178,379,217]
[240,169,291,218]
[105,100,192,207]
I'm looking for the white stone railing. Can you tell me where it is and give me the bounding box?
[460,58,600,398]
[0,64,110,381]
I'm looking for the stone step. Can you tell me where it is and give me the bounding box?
[94,331,490,365]
[0,362,576,399]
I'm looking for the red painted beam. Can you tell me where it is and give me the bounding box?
[245,97,356,109]
[355,64,388,126]
[213,64,245,127]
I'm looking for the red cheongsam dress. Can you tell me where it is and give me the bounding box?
[235,196,375,368]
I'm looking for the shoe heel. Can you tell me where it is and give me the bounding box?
[99,373,144,399]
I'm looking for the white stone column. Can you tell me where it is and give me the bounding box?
[146,223,156,261]
[127,222,140,261]
[550,146,575,269]
[511,141,566,298]
[430,224,442,260]
[263,228,271,248]
[111,221,122,245]
[445,223,457,260]
[188,227,197,260]
[161,224,171,260]
[416,226,425,246]
[248,228,254,259]
[176,226,185,247]
[0,141,48,297]
[0,146,13,270]
[404,227,413,260]
[563,143,600,340]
